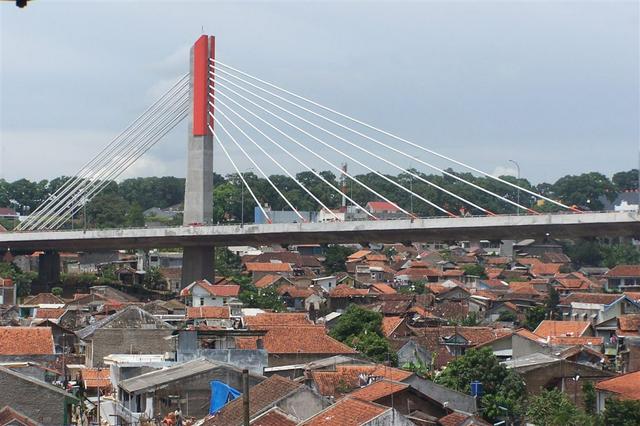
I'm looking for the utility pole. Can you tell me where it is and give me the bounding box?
[242,369,250,426]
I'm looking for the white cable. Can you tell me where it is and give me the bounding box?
[211,59,579,213]
[20,77,189,230]
[209,106,340,221]
[27,82,190,230]
[209,90,382,220]
[209,124,271,223]
[210,112,307,223]
[39,94,189,230]
[209,96,370,220]
[50,102,189,229]
[211,82,417,218]
[210,71,491,216]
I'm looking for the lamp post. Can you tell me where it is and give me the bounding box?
[508,160,521,215]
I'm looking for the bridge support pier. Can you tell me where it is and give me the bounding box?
[181,35,216,288]
[38,250,60,287]
[182,246,215,285]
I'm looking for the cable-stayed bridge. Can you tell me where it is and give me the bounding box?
[2,35,638,285]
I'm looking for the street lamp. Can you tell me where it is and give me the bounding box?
[508,160,521,215]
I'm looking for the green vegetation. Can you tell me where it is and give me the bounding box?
[462,264,486,278]
[0,262,36,298]
[2,168,636,229]
[142,267,167,290]
[526,389,596,426]
[435,347,526,422]
[51,287,63,297]
[565,240,640,269]
[238,286,285,312]
[330,305,397,364]
[323,245,356,274]
[603,398,640,426]
[524,305,547,331]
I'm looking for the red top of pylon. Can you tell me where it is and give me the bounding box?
[192,35,215,137]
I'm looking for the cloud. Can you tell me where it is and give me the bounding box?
[492,166,518,178]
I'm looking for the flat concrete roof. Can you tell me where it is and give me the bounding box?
[1,211,638,251]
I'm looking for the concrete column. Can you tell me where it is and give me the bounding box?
[182,35,215,287]
[38,250,61,286]
[182,246,215,286]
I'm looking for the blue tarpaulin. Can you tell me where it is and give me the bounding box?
[209,381,241,415]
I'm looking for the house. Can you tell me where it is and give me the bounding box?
[180,279,240,307]
[534,320,594,339]
[277,285,315,311]
[347,379,453,419]
[245,262,293,280]
[76,305,175,367]
[0,327,55,363]
[595,370,640,413]
[307,364,413,399]
[204,373,328,425]
[311,276,338,293]
[0,366,79,425]
[117,358,264,423]
[327,285,373,311]
[557,293,640,339]
[0,277,16,305]
[254,274,291,289]
[365,201,405,220]
[502,353,614,404]
[186,306,233,328]
[235,325,358,367]
[437,412,490,426]
[605,265,640,291]
[299,396,414,426]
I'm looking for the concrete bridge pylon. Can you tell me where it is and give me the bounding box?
[182,35,216,287]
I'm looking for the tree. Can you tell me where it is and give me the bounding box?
[330,305,396,364]
[0,262,35,298]
[604,398,640,426]
[460,312,479,326]
[51,287,63,297]
[552,172,617,210]
[612,169,638,191]
[526,389,594,426]
[546,286,561,319]
[565,240,604,268]
[582,381,596,415]
[323,245,356,274]
[125,203,145,227]
[462,264,486,278]
[215,248,242,277]
[143,267,167,290]
[239,286,285,312]
[525,305,547,331]
[435,347,526,422]
[497,311,517,322]
[600,244,640,269]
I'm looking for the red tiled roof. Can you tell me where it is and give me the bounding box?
[34,308,66,319]
[80,367,111,389]
[515,328,546,343]
[246,262,293,273]
[554,278,590,290]
[0,327,54,355]
[548,336,603,346]
[381,316,404,337]
[206,375,302,426]
[561,292,623,305]
[186,306,230,320]
[365,254,387,262]
[0,277,13,288]
[235,325,357,355]
[0,406,38,426]
[348,379,408,401]
[329,285,369,298]
[508,282,541,295]
[250,408,297,426]
[243,313,312,329]
[486,257,510,265]
[531,263,562,277]
[534,320,592,338]
[366,201,400,212]
[619,314,640,332]
[606,265,640,278]
[311,364,412,398]
[438,412,490,426]
[595,371,640,400]
[254,274,286,289]
[370,283,397,295]
[180,280,240,297]
[22,293,65,305]
[347,250,372,261]
[300,397,388,426]
[277,285,314,299]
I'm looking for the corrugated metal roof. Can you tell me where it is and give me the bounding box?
[119,358,221,393]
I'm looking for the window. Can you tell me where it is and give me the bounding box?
[200,297,205,306]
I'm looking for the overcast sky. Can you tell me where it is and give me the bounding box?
[1,1,638,185]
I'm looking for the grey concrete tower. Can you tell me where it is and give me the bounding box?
[181,35,215,287]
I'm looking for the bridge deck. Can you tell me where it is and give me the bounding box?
[1,212,638,251]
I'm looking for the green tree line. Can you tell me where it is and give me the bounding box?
[1,168,635,229]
